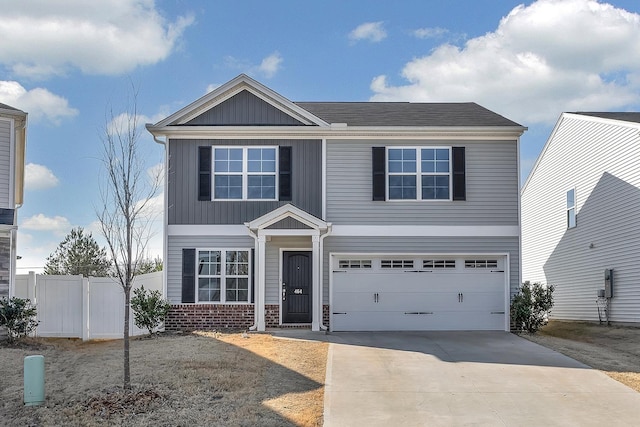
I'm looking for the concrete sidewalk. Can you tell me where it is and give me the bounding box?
[322,331,640,427]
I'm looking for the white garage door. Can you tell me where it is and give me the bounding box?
[331,256,507,331]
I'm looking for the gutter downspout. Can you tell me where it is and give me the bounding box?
[151,131,169,300]
[246,226,258,331]
[319,223,332,331]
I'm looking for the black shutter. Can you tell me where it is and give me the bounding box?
[250,248,255,304]
[198,146,211,201]
[182,249,196,303]
[279,146,292,201]
[452,146,466,201]
[372,147,386,201]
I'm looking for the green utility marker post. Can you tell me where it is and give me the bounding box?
[24,355,45,406]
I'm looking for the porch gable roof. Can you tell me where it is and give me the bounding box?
[245,204,330,232]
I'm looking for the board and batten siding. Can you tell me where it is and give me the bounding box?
[167,139,322,225]
[185,90,305,126]
[325,139,518,225]
[522,115,640,323]
[323,236,520,305]
[0,118,12,208]
[167,235,254,304]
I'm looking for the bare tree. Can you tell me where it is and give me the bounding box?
[97,87,161,390]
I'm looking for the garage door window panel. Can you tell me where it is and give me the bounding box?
[338,260,372,269]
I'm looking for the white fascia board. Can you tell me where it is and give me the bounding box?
[564,112,640,130]
[330,225,519,237]
[246,203,328,230]
[145,125,526,140]
[521,113,566,193]
[149,74,329,129]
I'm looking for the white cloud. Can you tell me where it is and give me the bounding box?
[25,163,59,190]
[0,0,194,79]
[412,27,448,39]
[224,51,284,79]
[349,21,387,43]
[370,0,640,125]
[258,52,283,78]
[21,214,72,236]
[0,81,78,124]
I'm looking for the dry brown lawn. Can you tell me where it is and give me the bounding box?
[524,320,640,392]
[0,331,328,426]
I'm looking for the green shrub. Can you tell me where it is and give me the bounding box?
[511,281,555,334]
[0,297,39,343]
[131,286,171,337]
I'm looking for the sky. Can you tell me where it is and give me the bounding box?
[1,0,639,274]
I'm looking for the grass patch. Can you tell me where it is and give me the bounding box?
[0,332,328,426]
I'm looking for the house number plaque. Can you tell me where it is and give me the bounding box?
[293,288,303,294]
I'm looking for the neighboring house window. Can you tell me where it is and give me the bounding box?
[567,188,576,228]
[197,249,250,303]
[387,147,451,200]
[213,147,277,200]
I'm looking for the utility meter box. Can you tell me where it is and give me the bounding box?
[604,269,614,298]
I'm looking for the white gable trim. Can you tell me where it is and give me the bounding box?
[246,203,329,231]
[151,74,329,128]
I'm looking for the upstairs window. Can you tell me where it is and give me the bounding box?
[387,147,451,200]
[566,188,576,228]
[213,147,277,200]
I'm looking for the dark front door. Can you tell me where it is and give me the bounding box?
[282,251,312,323]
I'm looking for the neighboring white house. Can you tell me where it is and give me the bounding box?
[522,112,640,323]
[0,103,27,299]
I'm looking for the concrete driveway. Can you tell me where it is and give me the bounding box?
[323,331,640,426]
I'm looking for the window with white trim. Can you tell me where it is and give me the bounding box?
[566,188,576,228]
[213,147,277,200]
[197,249,250,303]
[387,147,451,200]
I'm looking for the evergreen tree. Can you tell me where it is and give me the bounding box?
[136,256,163,275]
[44,227,112,277]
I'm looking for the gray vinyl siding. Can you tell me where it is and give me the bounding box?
[168,139,322,225]
[167,235,254,304]
[326,139,519,225]
[522,115,640,323]
[0,118,11,208]
[323,236,520,305]
[186,90,305,126]
[265,236,312,305]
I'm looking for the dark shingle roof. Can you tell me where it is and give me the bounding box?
[294,102,522,127]
[573,112,640,124]
[0,102,21,111]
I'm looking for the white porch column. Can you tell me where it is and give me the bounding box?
[256,235,267,331]
[311,234,320,331]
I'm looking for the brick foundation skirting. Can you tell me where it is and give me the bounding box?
[166,304,254,331]
[166,303,332,331]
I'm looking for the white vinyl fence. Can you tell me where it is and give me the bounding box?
[14,271,163,341]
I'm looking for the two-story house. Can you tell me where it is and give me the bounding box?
[0,103,27,299]
[146,74,525,332]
